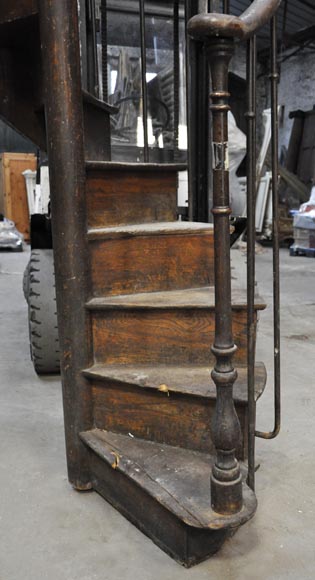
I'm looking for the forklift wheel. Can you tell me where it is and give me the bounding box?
[23,261,30,301]
[27,249,60,375]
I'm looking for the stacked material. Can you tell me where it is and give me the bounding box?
[291,187,315,256]
[0,215,23,251]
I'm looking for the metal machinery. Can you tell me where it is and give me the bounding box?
[0,0,282,567]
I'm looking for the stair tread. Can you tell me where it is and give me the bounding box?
[83,362,266,404]
[86,286,266,310]
[86,161,187,172]
[80,428,256,530]
[88,221,213,240]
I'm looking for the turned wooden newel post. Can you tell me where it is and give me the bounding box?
[207,38,243,515]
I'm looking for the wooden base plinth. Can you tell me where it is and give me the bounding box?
[80,429,257,567]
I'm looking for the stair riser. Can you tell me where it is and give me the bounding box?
[91,309,256,365]
[91,381,248,459]
[86,169,177,228]
[89,234,214,296]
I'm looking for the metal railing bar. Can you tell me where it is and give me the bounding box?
[139,0,149,162]
[100,0,108,102]
[223,0,230,14]
[255,15,281,440]
[246,32,257,491]
[173,0,180,160]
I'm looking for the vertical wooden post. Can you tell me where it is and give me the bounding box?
[39,0,93,490]
[206,38,243,515]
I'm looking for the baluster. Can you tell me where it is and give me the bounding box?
[188,0,282,516]
[207,37,243,515]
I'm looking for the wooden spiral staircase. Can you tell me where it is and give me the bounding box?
[0,0,281,567]
[80,161,266,565]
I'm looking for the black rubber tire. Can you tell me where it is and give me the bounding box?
[23,261,30,301]
[27,249,60,375]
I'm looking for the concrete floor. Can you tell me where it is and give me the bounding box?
[0,245,314,580]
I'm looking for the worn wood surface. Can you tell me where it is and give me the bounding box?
[87,287,266,311]
[89,224,214,296]
[81,429,257,530]
[0,0,265,561]
[82,433,229,567]
[86,363,265,457]
[83,362,266,403]
[86,169,178,227]
[0,153,36,240]
[91,307,256,365]
[90,380,247,457]
[86,161,187,172]
[88,221,213,240]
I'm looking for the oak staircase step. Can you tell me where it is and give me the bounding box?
[87,221,213,240]
[86,161,187,172]
[80,428,257,567]
[87,287,265,366]
[88,222,214,295]
[83,363,266,456]
[86,286,265,310]
[86,162,184,227]
[83,362,266,404]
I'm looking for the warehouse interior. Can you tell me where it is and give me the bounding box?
[0,1,315,579]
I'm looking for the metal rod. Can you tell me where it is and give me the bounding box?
[139,0,149,162]
[78,0,88,91]
[87,0,99,96]
[246,33,257,490]
[173,0,180,160]
[38,0,93,489]
[185,0,194,220]
[101,0,108,102]
[207,38,243,515]
[281,0,288,46]
[223,0,230,13]
[256,15,281,440]
[186,0,211,222]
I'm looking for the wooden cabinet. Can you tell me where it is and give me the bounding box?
[0,152,36,241]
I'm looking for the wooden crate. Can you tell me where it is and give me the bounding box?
[0,152,36,241]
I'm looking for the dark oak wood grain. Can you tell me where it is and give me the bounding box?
[86,169,178,227]
[89,224,214,295]
[85,363,265,458]
[91,381,246,457]
[91,307,256,365]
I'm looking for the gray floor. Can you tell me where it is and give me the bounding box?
[0,245,314,580]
